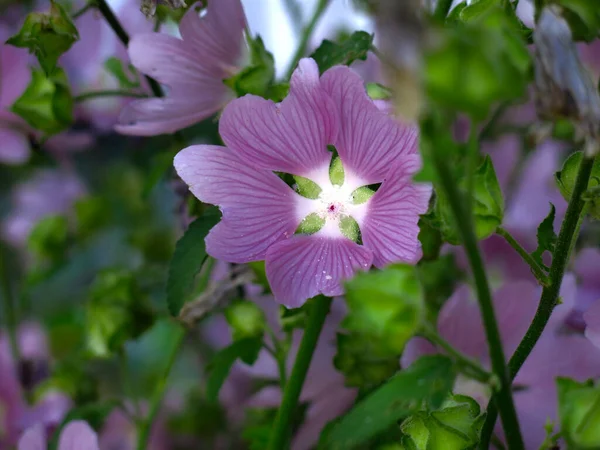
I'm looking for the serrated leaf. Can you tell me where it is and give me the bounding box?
[320,355,455,449]
[104,57,141,89]
[311,31,373,74]
[206,337,262,401]
[166,208,221,316]
[531,203,557,268]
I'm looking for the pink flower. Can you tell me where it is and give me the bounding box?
[175,58,430,307]
[18,421,98,450]
[403,276,600,448]
[115,0,247,136]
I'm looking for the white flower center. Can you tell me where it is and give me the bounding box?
[316,183,353,222]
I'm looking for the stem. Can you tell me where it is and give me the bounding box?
[74,90,149,102]
[421,327,491,383]
[284,0,331,80]
[479,155,595,449]
[0,244,20,367]
[434,0,452,20]
[496,227,549,285]
[430,137,524,450]
[94,0,163,98]
[136,326,185,450]
[267,296,332,450]
[72,1,94,19]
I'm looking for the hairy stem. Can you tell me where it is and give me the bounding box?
[479,155,595,449]
[267,296,332,450]
[430,138,524,450]
[284,0,332,80]
[94,0,163,98]
[496,227,549,285]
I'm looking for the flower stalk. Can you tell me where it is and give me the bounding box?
[496,226,549,286]
[0,244,21,369]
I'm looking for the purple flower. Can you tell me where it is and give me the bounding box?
[175,59,430,307]
[403,276,600,448]
[18,420,98,450]
[115,0,247,136]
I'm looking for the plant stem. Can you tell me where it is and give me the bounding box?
[496,227,549,285]
[94,0,163,98]
[434,0,452,20]
[72,1,94,19]
[284,0,331,80]
[430,136,524,450]
[74,90,149,102]
[136,326,185,450]
[0,244,20,367]
[479,155,595,449]
[421,327,492,383]
[267,296,332,450]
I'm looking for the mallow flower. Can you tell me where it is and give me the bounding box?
[18,420,98,450]
[115,0,247,136]
[175,58,430,307]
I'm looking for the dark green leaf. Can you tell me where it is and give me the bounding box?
[224,35,274,97]
[206,337,263,401]
[11,67,73,135]
[554,0,600,42]
[555,151,600,219]
[27,215,68,260]
[6,0,79,74]
[104,57,141,89]
[166,208,221,316]
[321,355,455,449]
[531,203,557,268]
[311,31,374,74]
[557,377,600,449]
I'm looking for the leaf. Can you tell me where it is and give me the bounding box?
[206,337,263,401]
[224,301,266,341]
[555,151,600,219]
[321,355,456,449]
[311,31,374,74]
[7,0,79,75]
[555,0,600,42]
[557,377,600,449]
[224,35,275,97]
[104,57,141,89]
[166,208,221,316]
[366,82,392,101]
[531,203,557,268]
[11,67,73,135]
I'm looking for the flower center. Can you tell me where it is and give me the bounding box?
[316,183,353,222]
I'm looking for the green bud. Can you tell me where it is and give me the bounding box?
[7,0,79,75]
[11,67,73,135]
[224,301,266,341]
[27,215,68,261]
[557,377,600,449]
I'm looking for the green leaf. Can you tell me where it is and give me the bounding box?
[27,215,68,261]
[224,301,266,341]
[531,203,557,268]
[366,82,392,101]
[321,355,456,449]
[104,57,141,89]
[166,208,222,316]
[401,394,486,450]
[224,35,275,97]
[6,0,79,75]
[11,67,73,135]
[280,303,310,331]
[555,151,600,219]
[311,31,374,74]
[206,337,263,401]
[557,377,600,449]
[248,260,271,294]
[343,264,424,356]
[554,0,600,42]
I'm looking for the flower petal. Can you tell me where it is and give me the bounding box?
[179,0,246,70]
[174,145,303,262]
[17,424,45,450]
[584,300,600,349]
[58,421,99,450]
[265,236,373,308]
[360,155,431,267]
[0,128,30,165]
[220,58,337,176]
[320,65,418,183]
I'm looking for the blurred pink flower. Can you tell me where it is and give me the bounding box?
[18,420,98,450]
[115,0,247,136]
[176,59,429,307]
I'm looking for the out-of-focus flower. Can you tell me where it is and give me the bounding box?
[175,59,430,307]
[1,170,85,247]
[115,0,247,136]
[403,276,600,448]
[18,420,98,450]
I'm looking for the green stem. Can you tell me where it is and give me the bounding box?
[479,155,595,449]
[430,136,524,450]
[94,0,163,98]
[267,296,332,450]
[284,0,332,80]
[74,90,149,102]
[421,327,491,383]
[496,227,549,285]
[136,326,185,450]
[72,1,94,19]
[434,0,452,20]
[0,244,20,368]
